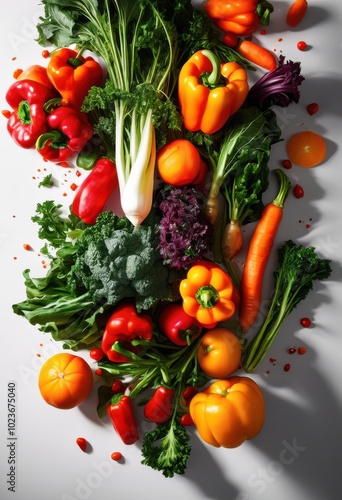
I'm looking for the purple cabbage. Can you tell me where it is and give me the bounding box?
[158,186,213,271]
[247,55,305,110]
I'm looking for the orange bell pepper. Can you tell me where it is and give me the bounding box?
[178,49,248,134]
[47,47,103,110]
[204,0,274,36]
[179,260,237,327]
[189,376,266,448]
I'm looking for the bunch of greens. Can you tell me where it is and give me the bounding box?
[36,0,253,226]
[243,240,332,372]
[13,202,176,349]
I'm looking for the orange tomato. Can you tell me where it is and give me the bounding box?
[197,327,242,378]
[38,353,93,409]
[286,130,326,167]
[156,138,203,186]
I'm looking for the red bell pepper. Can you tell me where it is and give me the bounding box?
[72,157,118,224]
[144,386,175,424]
[35,106,93,162]
[157,303,202,346]
[5,79,57,110]
[47,47,103,110]
[107,393,139,445]
[7,102,47,149]
[102,301,153,362]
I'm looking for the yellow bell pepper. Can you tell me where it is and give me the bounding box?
[189,377,266,448]
[179,260,237,327]
[178,49,249,134]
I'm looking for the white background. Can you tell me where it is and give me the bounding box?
[1,1,342,499]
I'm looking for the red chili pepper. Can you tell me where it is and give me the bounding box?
[47,47,103,110]
[157,303,202,346]
[101,301,153,362]
[144,386,175,424]
[36,106,93,162]
[5,79,57,110]
[107,394,139,445]
[71,158,118,224]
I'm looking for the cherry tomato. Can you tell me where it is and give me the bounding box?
[293,184,304,198]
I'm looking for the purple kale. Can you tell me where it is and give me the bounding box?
[247,55,305,110]
[157,185,213,271]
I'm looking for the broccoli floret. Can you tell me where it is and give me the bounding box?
[70,208,176,309]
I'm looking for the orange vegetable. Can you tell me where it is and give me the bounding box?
[236,40,277,71]
[189,377,266,448]
[205,0,261,35]
[286,130,326,168]
[16,64,57,91]
[239,169,291,332]
[197,327,242,378]
[286,0,308,27]
[38,353,93,409]
[156,139,203,186]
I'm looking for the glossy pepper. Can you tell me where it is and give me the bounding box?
[144,386,175,424]
[179,260,237,327]
[157,303,202,346]
[189,377,266,448]
[16,64,58,92]
[47,47,103,110]
[178,50,249,134]
[72,157,118,224]
[204,0,273,36]
[36,106,93,162]
[5,79,58,110]
[107,393,139,445]
[7,102,47,149]
[101,301,153,363]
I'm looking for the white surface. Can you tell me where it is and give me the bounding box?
[1,1,342,499]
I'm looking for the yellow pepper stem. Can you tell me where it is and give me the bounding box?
[195,285,219,309]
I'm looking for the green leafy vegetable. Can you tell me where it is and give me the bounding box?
[141,418,191,478]
[243,240,332,372]
[12,203,177,349]
[38,174,54,188]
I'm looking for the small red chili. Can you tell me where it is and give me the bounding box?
[297,41,307,51]
[89,347,105,361]
[298,347,307,355]
[284,363,291,372]
[111,451,123,461]
[182,386,198,401]
[300,317,312,328]
[180,413,194,427]
[76,437,87,452]
[282,159,292,169]
[293,184,304,198]
[307,103,319,115]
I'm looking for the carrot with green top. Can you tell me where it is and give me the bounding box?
[286,0,308,28]
[239,169,291,332]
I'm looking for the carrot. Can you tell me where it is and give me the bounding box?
[236,40,277,71]
[239,170,291,332]
[286,0,308,28]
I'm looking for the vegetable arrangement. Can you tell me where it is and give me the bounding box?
[3,0,333,480]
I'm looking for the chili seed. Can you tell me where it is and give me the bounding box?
[282,159,292,169]
[293,184,304,198]
[76,437,87,452]
[284,363,291,372]
[300,317,312,328]
[297,41,307,51]
[298,347,307,355]
[307,102,319,115]
[111,451,123,461]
